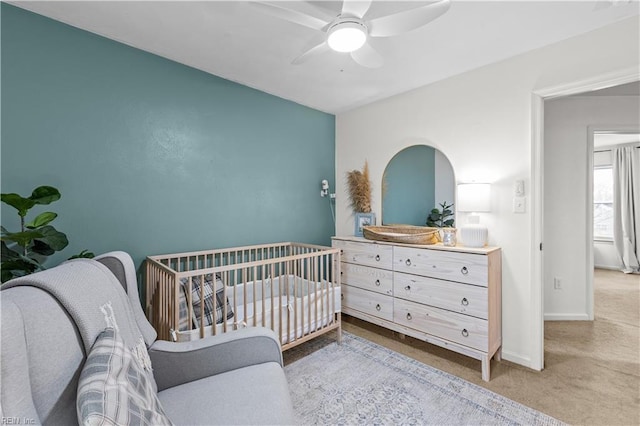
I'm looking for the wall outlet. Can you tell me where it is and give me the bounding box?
[553,277,562,290]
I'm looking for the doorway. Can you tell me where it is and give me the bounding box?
[531,74,640,370]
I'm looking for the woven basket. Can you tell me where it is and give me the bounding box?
[362,225,439,245]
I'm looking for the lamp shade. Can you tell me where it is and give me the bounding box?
[457,183,491,212]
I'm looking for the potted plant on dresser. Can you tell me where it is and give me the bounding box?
[427,201,456,246]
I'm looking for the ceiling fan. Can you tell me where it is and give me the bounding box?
[251,0,451,68]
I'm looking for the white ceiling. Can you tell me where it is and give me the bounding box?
[10,0,640,114]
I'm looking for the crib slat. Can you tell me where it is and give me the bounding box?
[270,263,275,339]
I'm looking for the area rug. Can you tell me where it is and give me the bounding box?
[284,332,564,425]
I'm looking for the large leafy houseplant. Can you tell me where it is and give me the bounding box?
[1,186,92,283]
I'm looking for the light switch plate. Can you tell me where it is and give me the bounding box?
[513,197,526,213]
[515,180,525,196]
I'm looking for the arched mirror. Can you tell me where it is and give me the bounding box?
[382,145,455,226]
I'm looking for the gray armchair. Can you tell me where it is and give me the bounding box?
[0,251,295,425]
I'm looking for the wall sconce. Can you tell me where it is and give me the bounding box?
[457,183,491,247]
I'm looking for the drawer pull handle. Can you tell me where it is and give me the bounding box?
[375,255,381,261]
[341,293,344,300]
[406,259,412,266]
[375,279,381,286]
[461,329,469,337]
[461,266,468,275]
[461,297,469,306]
[404,285,411,291]
[406,313,412,320]
[376,304,381,311]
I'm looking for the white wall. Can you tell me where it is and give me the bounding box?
[594,240,623,269]
[434,149,456,210]
[335,17,639,369]
[544,96,639,319]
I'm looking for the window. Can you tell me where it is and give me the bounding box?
[594,166,614,239]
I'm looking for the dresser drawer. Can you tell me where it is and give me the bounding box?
[333,239,393,270]
[394,272,488,319]
[341,262,393,296]
[342,285,393,321]
[393,246,488,286]
[394,298,488,351]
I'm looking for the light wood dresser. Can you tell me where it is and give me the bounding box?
[332,236,502,381]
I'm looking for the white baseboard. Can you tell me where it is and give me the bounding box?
[594,264,622,271]
[501,350,536,370]
[544,313,590,321]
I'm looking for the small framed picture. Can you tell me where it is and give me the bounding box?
[354,212,376,237]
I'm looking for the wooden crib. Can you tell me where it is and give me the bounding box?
[145,242,341,350]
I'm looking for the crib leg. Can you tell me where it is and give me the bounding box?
[336,314,343,344]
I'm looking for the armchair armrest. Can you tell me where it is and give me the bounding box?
[148,327,283,391]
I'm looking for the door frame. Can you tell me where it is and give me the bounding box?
[530,67,638,371]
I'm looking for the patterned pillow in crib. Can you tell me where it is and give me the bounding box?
[77,327,173,426]
[180,274,234,328]
[177,287,191,332]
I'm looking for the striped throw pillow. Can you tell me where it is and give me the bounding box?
[76,328,172,426]
[179,274,234,329]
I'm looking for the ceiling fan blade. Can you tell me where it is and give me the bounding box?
[350,43,383,68]
[292,41,330,65]
[341,0,373,19]
[368,0,451,38]
[250,1,329,31]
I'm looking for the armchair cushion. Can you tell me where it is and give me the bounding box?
[149,327,283,391]
[158,362,296,426]
[77,328,172,426]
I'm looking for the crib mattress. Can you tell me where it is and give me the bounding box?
[175,277,340,343]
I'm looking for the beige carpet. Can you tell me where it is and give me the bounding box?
[283,269,639,425]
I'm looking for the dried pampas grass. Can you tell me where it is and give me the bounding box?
[346,161,372,213]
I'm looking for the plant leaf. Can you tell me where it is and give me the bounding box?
[1,268,15,284]
[0,259,39,283]
[68,249,95,260]
[1,241,22,262]
[29,186,61,205]
[1,230,43,247]
[31,239,55,256]
[25,212,57,229]
[20,253,44,268]
[0,193,36,217]
[34,225,68,251]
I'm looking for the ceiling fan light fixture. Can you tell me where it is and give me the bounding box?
[327,21,367,53]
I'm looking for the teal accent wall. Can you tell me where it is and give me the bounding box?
[382,145,435,226]
[1,4,335,269]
